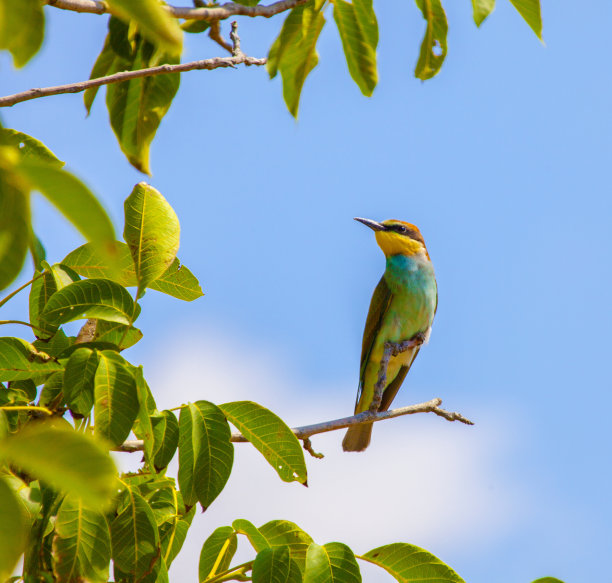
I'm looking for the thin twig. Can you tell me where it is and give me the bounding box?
[0,320,45,332]
[229,21,243,57]
[302,437,324,459]
[115,398,474,452]
[44,0,310,22]
[208,21,233,54]
[0,54,266,108]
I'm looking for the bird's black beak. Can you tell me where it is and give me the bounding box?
[354,217,386,231]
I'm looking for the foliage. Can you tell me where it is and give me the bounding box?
[0,0,559,582]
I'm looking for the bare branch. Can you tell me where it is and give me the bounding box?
[44,0,310,22]
[0,54,266,108]
[115,398,474,453]
[208,21,233,54]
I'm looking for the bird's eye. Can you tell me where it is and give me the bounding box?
[399,226,407,233]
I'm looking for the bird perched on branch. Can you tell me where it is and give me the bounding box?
[342,218,438,452]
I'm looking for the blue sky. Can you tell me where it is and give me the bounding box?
[2,1,611,581]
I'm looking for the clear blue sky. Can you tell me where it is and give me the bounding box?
[2,1,611,581]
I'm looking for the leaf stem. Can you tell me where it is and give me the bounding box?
[0,274,41,309]
[0,319,45,332]
[203,560,254,583]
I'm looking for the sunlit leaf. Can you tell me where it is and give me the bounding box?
[106,0,182,54]
[53,494,111,583]
[0,478,26,580]
[94,350,139,447]
[85,36,116,114]
[531,579,566,583]
[1,129,64,167]
[124,182,180,298]
[0,337,62,382]
[268,3,326,118]
[177,401,233,510]
[304,542,361,583]
[198,526,238,582]
[0,0,44,67]
[333,0,378,96]
[508,0,542,40]
[220,401,307,484]
[253,547,301,583]
[94,320,143,350]
[40,279,136,326]
[258,520,313,571]
[414,0,448,80]
[361,542,465,583]
[0,423,117,507]
[471,0,495,26]
[149,258,203,301]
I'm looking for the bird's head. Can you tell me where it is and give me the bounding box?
[354,217,429,258]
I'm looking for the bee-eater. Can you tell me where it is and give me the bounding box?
[342,218,438,452]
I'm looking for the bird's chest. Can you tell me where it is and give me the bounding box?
[383,254,437,343]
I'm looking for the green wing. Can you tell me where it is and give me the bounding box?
[355,275,393,408]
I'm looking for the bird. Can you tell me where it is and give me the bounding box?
[342,217,438,452]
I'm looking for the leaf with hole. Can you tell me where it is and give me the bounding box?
[124,182,180,298]
[219,401,307,485]
[361,542,465,582]
[177,401,233,510]
[414,0,448,80]
[1,129,64,167]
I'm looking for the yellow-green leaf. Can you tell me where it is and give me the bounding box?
[304,542,361,583]
[333,0,378,96]
[1,129,64,168]
[258,520,313,572]
[0,478,26,580]
[0,0,44,67]
[0,337,62,382]
[508,0,542,40]
[253,547,301,583]
[471,0,495,26]
[198,526,238,582]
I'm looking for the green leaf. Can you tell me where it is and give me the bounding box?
[53,494,111,583]
[333,0,378,96]
[123,182,180,298]
[106,0,182,54]
[531,579,566,583]
[219,401,307,485]
[198,526,238,582]
[253,547,302,583]
[181,19,211,34]
[33,330,74,358]
[0,163,30,292]
[152,410,179,471]
[471,0,495,26]
[232,519,270,552]
[268,3,326,118]
[0,0,44,67]
[160,504,194,567]
[94,319,143,350]
[258,520,313,571]
[29,270,59,340]
[94,350,139,447]
[132,367,155,466]
[106,36,180,174]
[1,129,64,168]
[508,0,542,40]
[29,232,47,271]
[304,542,361,583]
[149,258,204,301]
[40,279,136,326]
[18,159,115,247]
[47,262,81,290]
[39,370,64,408]
[0,337,62,382]
[85,36,116,114]
[360,543,465,583]
[110,487,160,580]
[64,347,99,417]
[0,478,26,580]
[414,0,448,80]
[0,423,117,507]
[177,401,233,510]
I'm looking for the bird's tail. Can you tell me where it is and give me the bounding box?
[342,423,373,452]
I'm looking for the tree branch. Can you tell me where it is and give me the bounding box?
[0,54,266,108]
[115,398,474,453]
[44,0,310,22]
